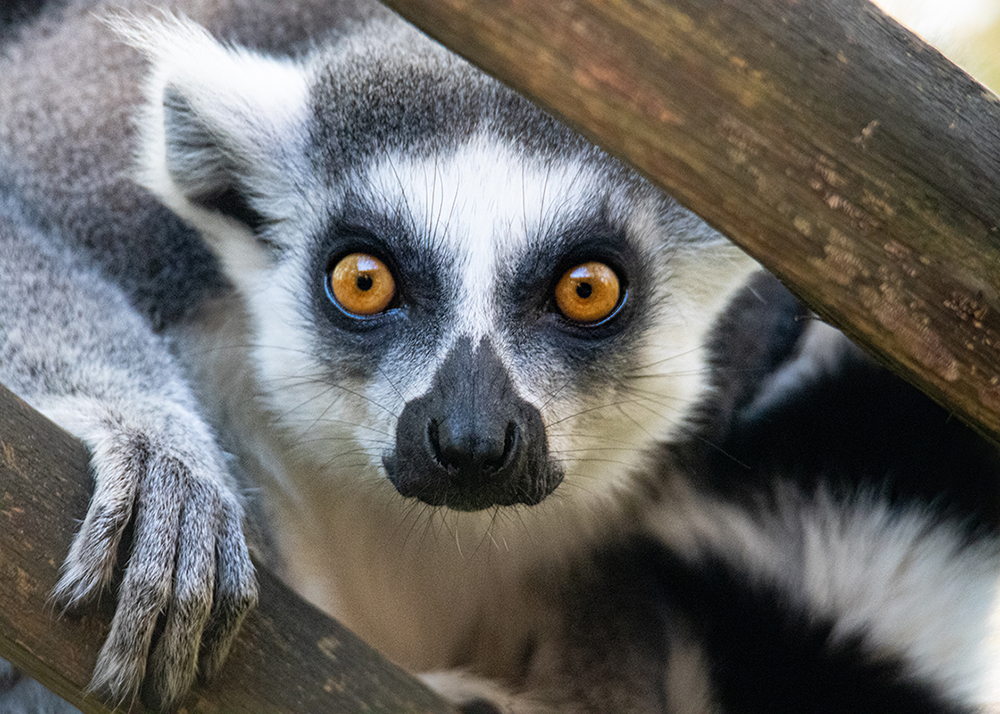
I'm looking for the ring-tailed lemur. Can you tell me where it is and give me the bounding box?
[1,1,999,712]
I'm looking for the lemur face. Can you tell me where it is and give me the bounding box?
[129,15,756,514]
[302,144,680,511]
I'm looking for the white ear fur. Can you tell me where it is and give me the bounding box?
[112,12,316,256]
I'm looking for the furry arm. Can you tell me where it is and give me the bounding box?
[0,383,455,714]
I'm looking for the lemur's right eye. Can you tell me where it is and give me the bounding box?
[554,261,621,324]
[329,253,396,316]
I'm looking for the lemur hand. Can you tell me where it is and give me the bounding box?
[43,395,257,709]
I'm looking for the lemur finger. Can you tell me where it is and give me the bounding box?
[145,478,220,709]
[53,426,143,607]
[197,495,258,682]
[90,455,183,700]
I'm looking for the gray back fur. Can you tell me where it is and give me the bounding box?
[0,0,384,327]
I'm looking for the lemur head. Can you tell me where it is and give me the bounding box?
[123,14,757,515]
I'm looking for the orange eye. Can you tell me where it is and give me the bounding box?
[329,253,396,316]
[554,261,621,324]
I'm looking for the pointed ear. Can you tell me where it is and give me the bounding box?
[113,13,317,242]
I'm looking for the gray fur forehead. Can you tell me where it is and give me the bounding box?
[306,17,613,179]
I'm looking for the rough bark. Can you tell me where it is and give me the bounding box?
[378,0,1000,442]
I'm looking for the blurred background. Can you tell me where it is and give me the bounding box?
[876,0,1000,89]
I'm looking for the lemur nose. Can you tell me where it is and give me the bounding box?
[383,336,563,510]
[428,418,517,475]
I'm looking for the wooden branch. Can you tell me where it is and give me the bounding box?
[377,0,1000,442]
[0,383,454,714]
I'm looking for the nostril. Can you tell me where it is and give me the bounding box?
[479,422,514,472]
[427,418,444,463]
[500,421,518,468]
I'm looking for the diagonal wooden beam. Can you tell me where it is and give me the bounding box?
[378,0,1000,442]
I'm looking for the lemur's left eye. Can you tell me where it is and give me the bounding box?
[329,253,396,316]
[555,261,621,324]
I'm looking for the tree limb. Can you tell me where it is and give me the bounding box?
[377,0,1000,442]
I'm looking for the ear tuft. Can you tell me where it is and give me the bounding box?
[109,11,315,236]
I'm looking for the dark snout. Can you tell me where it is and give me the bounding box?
[383,337,563,511]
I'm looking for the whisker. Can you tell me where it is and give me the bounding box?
[624,346,704,373]
[544,396,680,428]
[545,430,663,446]
[289,433,393,448]
[272,382,341,422]
[280,414,395,439]
[549,446,650,455]
[538,373,579,413]
[626,368,715,380]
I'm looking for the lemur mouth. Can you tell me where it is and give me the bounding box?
[382,337,564,511]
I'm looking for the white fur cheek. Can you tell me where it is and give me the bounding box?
[239,274,353,479]
[543,406,655,506]
[533,259,737,508]
[538,350,707,508]
[242,264,417,492]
